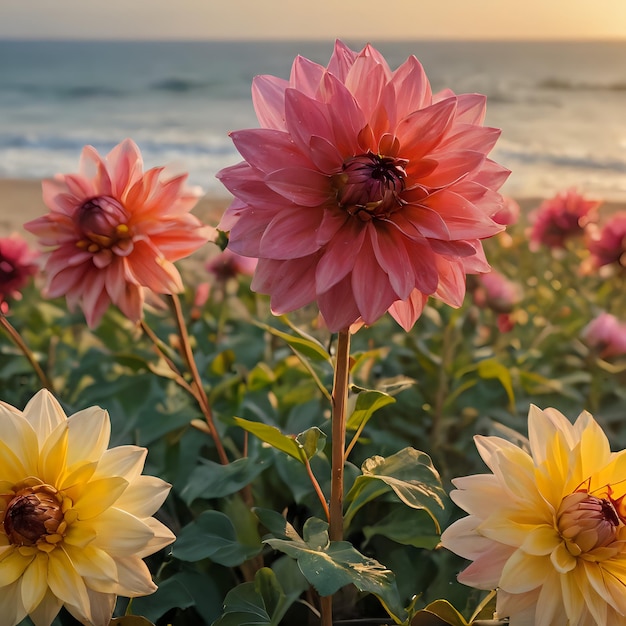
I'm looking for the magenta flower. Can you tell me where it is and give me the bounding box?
[529,189,600,250]
[582,312,626,358]
[0,234,39,312]
[24,139,213,327]
[471,269,522,314]
[585,212,626,272]
[217,40,509,332]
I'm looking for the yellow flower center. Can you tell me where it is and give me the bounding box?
[557,491,621,557]
[2,480,72,552]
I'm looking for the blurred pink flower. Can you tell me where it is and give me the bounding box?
[217,40,509,332]
[24,139,212,327]
[529,188,600,249]
[472,269,523,314]
[582,312,626,358]
[206,248,257,282]
[0,234,39,313]
[585,212,626,272]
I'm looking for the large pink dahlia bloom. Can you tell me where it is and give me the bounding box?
[217,40,510,332]
[25,139,212,327]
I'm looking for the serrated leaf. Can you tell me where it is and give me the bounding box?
[346,388,395,431]
[173,510,261,566]
[344,448,447,531]
[262,516,406,621]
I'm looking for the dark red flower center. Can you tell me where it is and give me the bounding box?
[76,196,132,254]
[333,152,407,221]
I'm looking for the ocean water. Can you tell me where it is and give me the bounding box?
[1,39,626,201]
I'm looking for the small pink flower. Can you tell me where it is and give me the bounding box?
[585,212,626,272]
[582,312,626,358]
[472,270,522,314]
[529,188,600,249]
[206,248,257,282]
[24,139,213,327]
[217,40,509,332]
[0,234,39,312]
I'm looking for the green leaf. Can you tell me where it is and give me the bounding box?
[233,417,303,461]
[363,506,440,549]
[254,320,331,363]
[411,600,469,626]
[173,510,261,566]
[129,576,194,623]
[180,456,271,505]
[110,618,155,626]
[262,515,406,622]
[477,358,515,411]
[346,388,395,431]
[344,448,447,531]
[295,427,326,459]
[212,568,292,626]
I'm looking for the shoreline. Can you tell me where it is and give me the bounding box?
[1,178,624,241]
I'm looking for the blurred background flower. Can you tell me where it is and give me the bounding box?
[0,234,38,313]
[582,311,626,358]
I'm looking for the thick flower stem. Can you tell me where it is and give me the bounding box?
[169,294,229,466]
[329,329,351,542]
[0,313,55,393]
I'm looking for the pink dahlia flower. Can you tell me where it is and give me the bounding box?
[585,212,626,272]
[471,269,522,314]
[217,40,510,332]
[529,188,600,250]
[24,139,212,327]
[582,312,626,358]
[491,196,520,227]
[0,234,38,312]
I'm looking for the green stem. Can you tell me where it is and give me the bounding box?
[0,313,56,393]
[168,294,229,466]
[329,329,351,542]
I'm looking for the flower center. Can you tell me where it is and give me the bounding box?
[76,196,133,256]
[333,152,407,221]
[557,491,621,555]
[3,481,69,551]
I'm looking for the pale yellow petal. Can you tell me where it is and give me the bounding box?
[0,548,33,586]
[0,406,39,475]
[20,552,48,613]
[135,517,176,558]
[21,390,67,445]
[66,406,110,467]
[0,580,27,626]
[0,439,31,485]
[550,542,577,573]
[600,558,626,614]
[576,417,612,480]
[114,555,157,596]
[114,474,171,518]
[440,515,496,560]
[577,561,609,626]
[63,521,97,548]
[71,476,128,520]
[64,543,117,584]
[542,406,577,448]
[47,548,90,621]
[38,421,68,486]
[58,460,97,493]
[560,567,585,625]
[66,588,116,626]
[535,568,568,626]
[93,445,147,481]
[499,549,547,593]
[474,434,527,473]
[28,588,63,626]
[91,508,154,555]
[520,525,561,556]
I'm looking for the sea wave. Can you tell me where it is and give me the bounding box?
[538,78,626,92]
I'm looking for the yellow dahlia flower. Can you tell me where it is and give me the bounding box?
[0,390,175,626]
[441,405,626,626]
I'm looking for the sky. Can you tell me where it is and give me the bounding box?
[2,0,626,41]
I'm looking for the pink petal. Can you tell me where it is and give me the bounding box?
[125,239,183,294]
[252,74,289,130]
[326,40,359,81]
[318,274,360,332]
[370,226,414,300]
[259,207,325,259]
[434,258,467,307]
[420,150,486,188]
[455,93,487,125]
[289,55,325,97]
[106,138,143,197]
[388,289,428,331]
[284,88,335,153]
[265,167,332,207]
[230,129,312,173]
